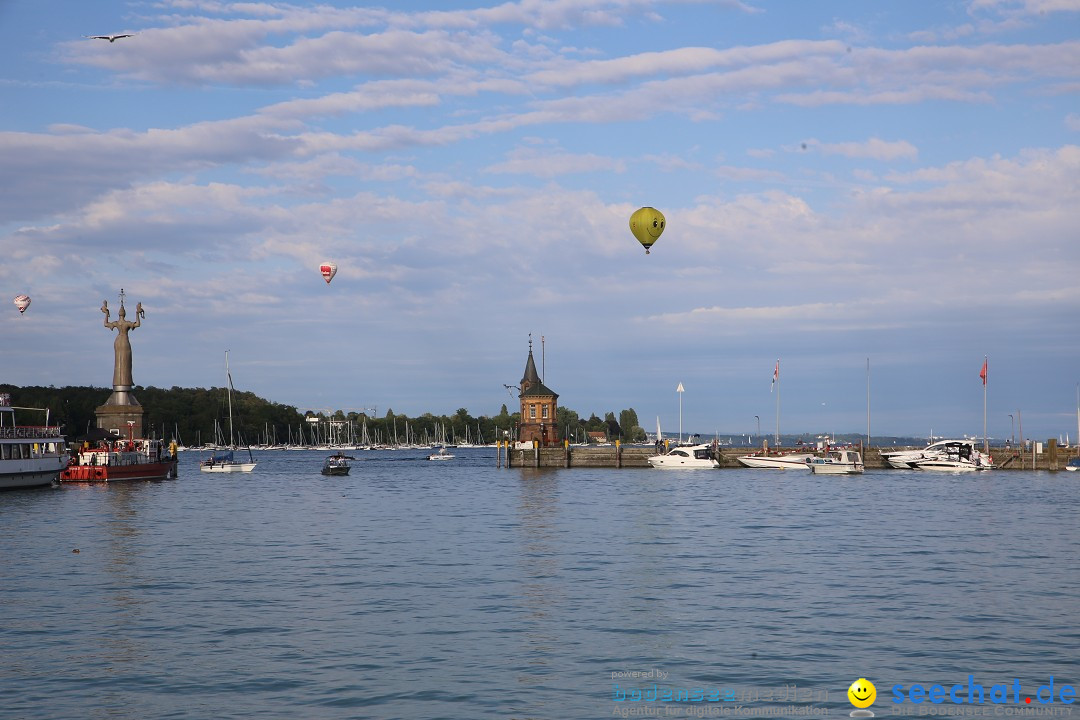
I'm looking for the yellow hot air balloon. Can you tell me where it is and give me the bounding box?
[629,207,665,254]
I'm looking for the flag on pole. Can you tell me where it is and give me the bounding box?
[771,359,779,392]
[979,358,987,386]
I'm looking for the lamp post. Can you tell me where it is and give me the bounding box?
[676,382,685,443]
[1008,414,1015,445]
[754,415,760,443]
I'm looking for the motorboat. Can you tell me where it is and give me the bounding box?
[882,440,983,469]
[647,443,719,469]
[200,450,256,473]
[807,449,864,475]
[913,445,994,471]
[884,439,993,471]
[1,393,68,489]
[1066,457,1080,472]
[737,451,816,470]
[427,447,454,461]
[321,453,352,476]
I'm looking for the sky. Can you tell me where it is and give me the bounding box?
[2,0,1078,443]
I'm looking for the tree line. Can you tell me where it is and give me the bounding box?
[0,384,649,445]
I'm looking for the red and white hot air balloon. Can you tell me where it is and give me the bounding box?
[13,295,31,314]
[319,262,338,284]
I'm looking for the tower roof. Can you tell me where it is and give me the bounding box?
[520,340,557,399]
[521,348,540,386]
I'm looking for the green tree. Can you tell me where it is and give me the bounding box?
[556,406,580,443]
[604,411,621,439]
[618,408,646,442]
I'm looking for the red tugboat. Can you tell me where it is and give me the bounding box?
[61,422,177,483]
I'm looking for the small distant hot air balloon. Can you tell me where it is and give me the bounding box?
[13,295,31,314]
[629,207,666,254]
[319,262,338,284]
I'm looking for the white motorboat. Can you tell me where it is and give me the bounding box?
[913,444,993,472]
[883,440,973,469]
[647,443,719,469]
[1066,457,1080,472]
[807,449,864,474]
[884,439,992,471]
[427,447,454,461]
[0,393,68,489]
[737,451,816,470]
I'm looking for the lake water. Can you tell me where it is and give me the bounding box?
[2,449,1078,719]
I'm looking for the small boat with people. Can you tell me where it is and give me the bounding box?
[807,449,864,475]
[200,449,256,473]
[1066,457,1080,472]
[427,447,454,461]
[1,392,69,489]
[61,423,178,483]
[647,443,719,469]
[321,453,353,476]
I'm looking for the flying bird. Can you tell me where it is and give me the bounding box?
[85,34,134,42]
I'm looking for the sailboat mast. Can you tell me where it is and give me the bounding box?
[226,350,235,448]
[866,357,871,447]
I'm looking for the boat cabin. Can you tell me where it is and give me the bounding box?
[70,437,167,467]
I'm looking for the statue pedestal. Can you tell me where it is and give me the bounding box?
[96,386,144,439]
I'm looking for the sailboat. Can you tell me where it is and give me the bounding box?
[1069,384,1080,472]
[200,350,257,473]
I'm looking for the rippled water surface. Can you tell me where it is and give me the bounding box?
[2,450,1078,719]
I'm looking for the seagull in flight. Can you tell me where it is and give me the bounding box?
[85,34,135,43]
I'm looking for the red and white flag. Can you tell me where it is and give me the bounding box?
[771,359,779,392]
[979,358,987,386]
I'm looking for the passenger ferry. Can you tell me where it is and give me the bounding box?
[0,392,68,489]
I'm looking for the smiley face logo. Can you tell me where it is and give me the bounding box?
[848,678,876,708]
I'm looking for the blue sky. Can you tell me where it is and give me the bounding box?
[2,0,1078,442]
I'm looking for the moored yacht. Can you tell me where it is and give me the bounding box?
[647,443,719,469]
[883,439,992,471]
[737,450,816,470]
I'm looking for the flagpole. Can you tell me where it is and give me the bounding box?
[677,382,685,443]
[775,359,780,446]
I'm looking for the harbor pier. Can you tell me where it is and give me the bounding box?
[494,441,1073,471]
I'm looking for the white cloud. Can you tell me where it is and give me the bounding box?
[809,138,919,161]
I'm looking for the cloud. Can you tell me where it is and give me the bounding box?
[807,137,919,161]
[483,146,626,177]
